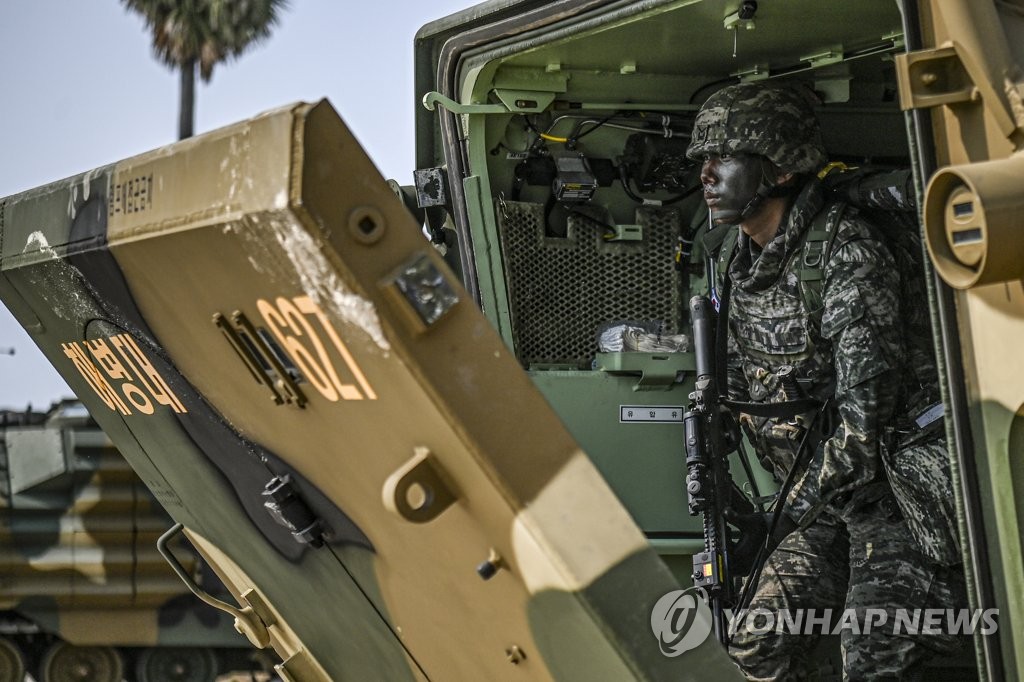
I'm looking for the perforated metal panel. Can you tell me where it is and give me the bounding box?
[498,201,685,368]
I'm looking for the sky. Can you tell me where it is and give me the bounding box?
[0,0,473,411]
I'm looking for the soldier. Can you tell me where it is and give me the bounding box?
[687,82,966,679]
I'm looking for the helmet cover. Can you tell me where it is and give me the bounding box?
[687,82,826,174]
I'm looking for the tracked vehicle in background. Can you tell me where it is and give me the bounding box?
[0,402,270,681]
[0,0,1022,680]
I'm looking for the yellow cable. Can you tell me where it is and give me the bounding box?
[817,161,856,179]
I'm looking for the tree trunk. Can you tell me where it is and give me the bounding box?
[179,58,196,140]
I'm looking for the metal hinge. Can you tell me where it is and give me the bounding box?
[895,44,1018,137]
[157,523,272,649]
[422,91,507,115]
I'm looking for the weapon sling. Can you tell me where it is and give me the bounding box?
[708,236,831,645]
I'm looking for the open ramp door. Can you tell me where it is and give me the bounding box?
[0,101,738,681]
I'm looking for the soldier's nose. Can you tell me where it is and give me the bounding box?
[700,159,717,184]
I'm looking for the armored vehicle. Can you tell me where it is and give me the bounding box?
[0,400,270,681]
[0,0,1021,679]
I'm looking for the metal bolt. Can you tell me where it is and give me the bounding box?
[358,216,377,235]
[476,548,504,581]
[477,560,498,580]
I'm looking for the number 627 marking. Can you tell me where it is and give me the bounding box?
[257,295,377,402]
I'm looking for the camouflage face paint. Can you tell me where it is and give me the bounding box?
[700,153,765,225]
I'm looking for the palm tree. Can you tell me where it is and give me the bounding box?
[122,0,288,139]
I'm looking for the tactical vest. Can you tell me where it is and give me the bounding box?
[708,195,960,565]
[712,199,940,417]
[710,202,852,485]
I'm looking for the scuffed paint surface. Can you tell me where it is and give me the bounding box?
[233,212,390,352]
[226,136,246,204]
[66,168,102,222]
[22,232,94,323]
[271,215,390,352]
[26,231,50,252]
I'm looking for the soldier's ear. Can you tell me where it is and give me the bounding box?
[775,171,794,186]
[760,157,793,187]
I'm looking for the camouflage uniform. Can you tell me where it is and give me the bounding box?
[687,83,967,680]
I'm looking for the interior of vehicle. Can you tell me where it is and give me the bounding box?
[421,5,984,675]
[427,0,912,560]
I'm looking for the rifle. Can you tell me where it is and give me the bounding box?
[683,294,739,644]
[684,294,830,646]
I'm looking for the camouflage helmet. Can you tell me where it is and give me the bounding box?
[686,82,827,174]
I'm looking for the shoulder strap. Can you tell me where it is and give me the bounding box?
[698,222,740,294]
[710,224,740,313]
[695,223,740,392]
[715,224,739,285]
[798,202,847,327]
[696,222,740,316]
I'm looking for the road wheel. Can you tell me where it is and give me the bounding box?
[136,647,218,682]
[0,637,25,682]
[38,642,123,682]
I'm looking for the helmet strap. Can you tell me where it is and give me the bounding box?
[736,177,776,221]
[711,159,796,225]
[709,185,768,224]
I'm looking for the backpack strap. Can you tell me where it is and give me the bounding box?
[798,201,847,328]
[711,224,739,388]
[715,224,738,288]
[699,222,740,298]
[705,200,846,320]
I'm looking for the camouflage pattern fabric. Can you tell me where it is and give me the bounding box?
[824,168,916,212]
[720,178,968,676]
[821,166,941,425]
[846,207,939,423]
[725,179,903,524]
[806,167,957,565]
[881,436,962,566]
[729,491,968,680]
[686,83,827,174]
